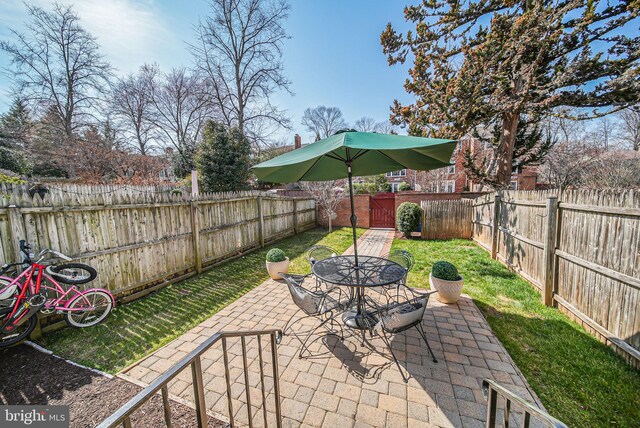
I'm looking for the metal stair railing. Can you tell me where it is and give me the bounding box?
[97,329,283,428]
[483,379,567,428]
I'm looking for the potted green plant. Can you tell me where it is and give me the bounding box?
[265,248,289,280]
[430,261,463,304]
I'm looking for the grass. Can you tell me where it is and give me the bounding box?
[36,227,364,374]
[391,238,640,428]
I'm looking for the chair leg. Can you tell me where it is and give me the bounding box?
[298,311,344,358]
[380,331,409,383]
[416,323,438,363]
[281,311,297,335]
[298,318,338,358]
[282,311,313,336]
[327,313,345,341]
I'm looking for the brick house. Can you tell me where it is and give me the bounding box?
[384,136,539,192]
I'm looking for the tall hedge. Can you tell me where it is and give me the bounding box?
[396,202,422,238]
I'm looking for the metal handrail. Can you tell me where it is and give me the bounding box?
[97,329,283,428]
[482,379,568,428]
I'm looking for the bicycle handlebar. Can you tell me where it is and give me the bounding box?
[15,241,73,265]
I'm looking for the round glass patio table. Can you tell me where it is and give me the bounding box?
[312,255,406,330]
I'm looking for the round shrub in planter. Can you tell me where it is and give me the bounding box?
[396,202,422,238]
[430,261,464,304]
[265,248,289,280]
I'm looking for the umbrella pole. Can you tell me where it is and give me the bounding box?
[347,163,359,266]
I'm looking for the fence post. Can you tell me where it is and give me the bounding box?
[293,199,298,235]
[190,199,202,273]
[421,201,427,240]
[257,196,265,247]
[7,205,27,267]
[491,194,501,259]
[542,196,558,306]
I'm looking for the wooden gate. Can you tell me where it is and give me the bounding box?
[370,193,396,228]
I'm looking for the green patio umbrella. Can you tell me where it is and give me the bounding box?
[252,131,457,263]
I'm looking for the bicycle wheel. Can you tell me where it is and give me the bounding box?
[63,290,113,328]
[47,263,97,285]
[0,307,37,348]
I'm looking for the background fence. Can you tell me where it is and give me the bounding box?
[471,189,639,367]
[421,199,473,240]
[0,184,316,309]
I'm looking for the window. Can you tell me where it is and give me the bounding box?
[509,180,518,190]
[446,164,456,174]
[432,180,455,193]
[386,169,406,177]
[441,180,455,193]
[390,183,401,193]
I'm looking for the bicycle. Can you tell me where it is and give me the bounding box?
[0,240,115,347]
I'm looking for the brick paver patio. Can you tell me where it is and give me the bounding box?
[120,229,543,427]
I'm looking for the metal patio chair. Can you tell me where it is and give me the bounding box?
[307,244,341,291]
[383,249,415,286]
[279,272,347,358]
[306,245,339,267]
[372,287,438,382]
[369,249,415,303]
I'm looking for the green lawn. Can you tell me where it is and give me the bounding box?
[392,238,640,428]
[36,227,364,374]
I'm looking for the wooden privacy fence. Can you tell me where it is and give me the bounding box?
[0,184,316,307]
[421,199,472,240]
[472,189,640,368]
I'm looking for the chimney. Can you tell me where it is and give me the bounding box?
[294,134,302,149]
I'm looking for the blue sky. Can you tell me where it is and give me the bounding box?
[0,0,414,144]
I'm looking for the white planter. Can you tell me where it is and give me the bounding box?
[266,257,290,280]
[430,272,464,304]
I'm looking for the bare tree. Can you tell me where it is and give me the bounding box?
[416,167,462,192]
[546,111,587,145]
[301,106,348,140]
[192,0,291,147]
[354,116,377,132]
[587,151,640,188]
[149,68,213,171]
[374,120,397,135]
[540,142,600,190]
[592,116,616,150]
[300,181,345,232]
[619,107,640,151]
[0,3,112,138]
[111,64,159,155]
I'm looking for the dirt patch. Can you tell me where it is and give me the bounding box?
[0,345,227,428]
[394,230,421,239]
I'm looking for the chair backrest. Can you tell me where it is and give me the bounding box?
[386,250,414,271]
[379,296,428,334]
[279,273,322,316]
[307,245,339,266]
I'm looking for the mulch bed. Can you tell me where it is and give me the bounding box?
[0,345,227,428]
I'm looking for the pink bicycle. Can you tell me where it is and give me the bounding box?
[0,241,115,347]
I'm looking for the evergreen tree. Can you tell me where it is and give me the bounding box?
[29,107,67,178]
[382,0,639,188]
[0,99,32,174]
[464,115,555,187]
[196,121,251,192]
[172,142,198,180]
